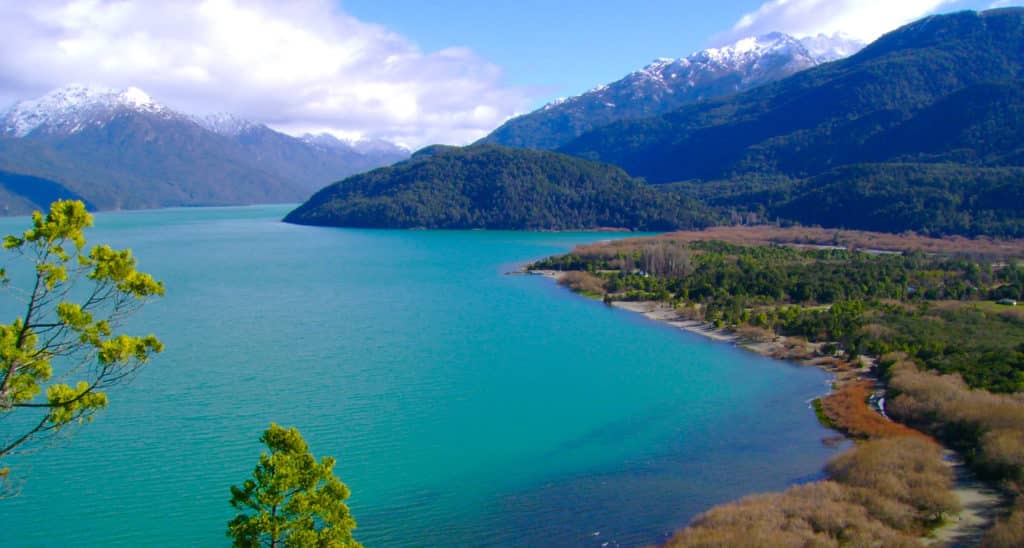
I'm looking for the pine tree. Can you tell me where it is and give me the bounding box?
[0,200,163,496]
[228,424,362,548]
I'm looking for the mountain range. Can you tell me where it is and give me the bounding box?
[480,32,864,150]
[559,9,1024,183]
[0,85,408,214]
[291,8,1024,237]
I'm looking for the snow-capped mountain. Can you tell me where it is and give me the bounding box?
[481,32,865,150]
[2,84,174,137]
[0,85,409,215]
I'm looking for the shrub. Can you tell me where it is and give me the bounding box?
[665,438,956,546]
[825,437,959,526]
[557,271,607,295]
[885,357,1024,489]
[982,497,1024,548]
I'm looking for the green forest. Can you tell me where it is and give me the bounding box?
[284,145,716,231]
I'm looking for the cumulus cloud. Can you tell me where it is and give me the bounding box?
[0,0,533,147]
[719,0,959,43]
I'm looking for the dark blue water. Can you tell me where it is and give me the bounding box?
[0,205,839,547]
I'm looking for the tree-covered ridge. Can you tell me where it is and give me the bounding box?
[678,163,1024,238]
[284,145,716,231]
[533,239,1024,392]
[560,9,1024,185]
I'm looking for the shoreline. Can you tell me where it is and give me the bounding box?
[526,267,1006,545]
[530,269,828,360]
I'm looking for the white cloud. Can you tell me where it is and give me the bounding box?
[720,0,959,43]
[0,0,533,148]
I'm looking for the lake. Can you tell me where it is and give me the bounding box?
[1,205,840,547]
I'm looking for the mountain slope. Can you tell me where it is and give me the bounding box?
[284,145,714,231]
[0,169,93,215]
[0,85,408,213]
[480,33,863,150]
[559,9,1024,184]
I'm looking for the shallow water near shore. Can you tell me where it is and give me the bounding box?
[1,205,840,547]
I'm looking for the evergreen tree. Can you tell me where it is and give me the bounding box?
[228,424,361,548]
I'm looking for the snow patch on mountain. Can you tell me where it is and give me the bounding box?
[301,133,409,156]
[195,112,262,136]
[799,33,866,63]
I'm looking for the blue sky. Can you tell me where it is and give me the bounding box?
[340,0,773,100]
[341,0,1000,101]
[0,0,1011,147]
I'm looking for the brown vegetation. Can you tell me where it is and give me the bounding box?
[665,438,958,547]
[884,358,1024,491]
[733,325,775,343]
[982,496,1024,548]
[570,226,1024,260]
[557,271,607,295]
[885,356,1024,491]
[769,337,817,361]
[825,438,959,526]
[638,242,693,277]
[819,380,933,441]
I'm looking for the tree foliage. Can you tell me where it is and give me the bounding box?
[228,424,361,548]
[0,200,163,493]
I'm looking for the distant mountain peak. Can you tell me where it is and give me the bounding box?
[195,112,262,136]
[482,31,865,150]
[1,84,170,137]
[301,132,409,156]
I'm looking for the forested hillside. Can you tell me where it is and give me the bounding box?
[284,145,715,231]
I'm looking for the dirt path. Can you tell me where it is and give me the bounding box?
[927,451,1007,546]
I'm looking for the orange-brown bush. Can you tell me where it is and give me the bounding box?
[825,437,959,525]
[819,380,933,441]
[885,356,1024,490]
[664,438,956,547]
[557,271,606,295]
[665,481,922,548]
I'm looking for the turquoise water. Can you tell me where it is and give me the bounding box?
[1,205,840,547]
